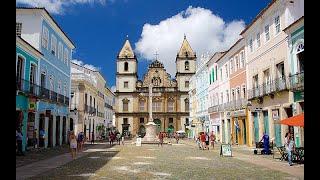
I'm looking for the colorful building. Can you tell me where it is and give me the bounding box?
[284,16,304,147]
[17,7,75,148]
[16,36,43,151]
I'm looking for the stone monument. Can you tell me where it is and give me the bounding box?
[142,83,158,142]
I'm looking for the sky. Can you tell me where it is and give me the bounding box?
[16,0,270,91]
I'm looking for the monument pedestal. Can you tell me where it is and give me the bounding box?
[141,121,158,143]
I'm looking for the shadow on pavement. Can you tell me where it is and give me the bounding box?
[30,145,119,179]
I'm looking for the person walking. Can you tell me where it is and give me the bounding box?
[158,132,164,147]
[284,132,295,166]
[16,128,24,156]
[33,129,38,149]
[174,132,179,144]
[91,131,95,145]
[39,128,45,148]
[200,132,206,150]
[117,133,121,145]
[210,131,215,149]
[121,134,125,145]
[205,132,210,150]
[69,131,77,160]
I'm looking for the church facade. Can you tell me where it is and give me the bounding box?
[115,36,196,137]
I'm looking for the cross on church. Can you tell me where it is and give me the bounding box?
[154,51,159,60]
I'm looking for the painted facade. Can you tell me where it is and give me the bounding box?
[115,36,196,137]
[194,53,211,133]
[16,36,43,151]
[70,62,108,140]
[241,0,303,147]
[16,7,75,148]
[284,16,304,147]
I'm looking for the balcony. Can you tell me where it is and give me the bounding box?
[50,91,57,102]
[289,72,304,92]
[57,94,64,104]
[208,105,219,113]
[85,105,89,112]
[16,78,40,97]
[248,77,288,100]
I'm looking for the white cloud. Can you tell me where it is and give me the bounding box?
[71,59,101,71]
[16,0,108,14]
[135,6,245,76]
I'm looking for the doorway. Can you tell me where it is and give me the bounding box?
[56,116,60,146]
[70,118,74,131]
[253,112,259,143]
[39,114,45,147]
[263,111,269,135]
[27,112,35,147]
[62,116,66,144]
[48,115,53,147]
[222,120,225,143]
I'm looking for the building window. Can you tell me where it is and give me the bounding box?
[236,87,240,100]
[152,101,161,112]
[124,81,129,88]
[16,56,24,81]
[225,64,228,78]
[51,35,57,56]
[235,56,240,70]
[124,62,128,71]
[242,85,246,99]
[185,98,189,111]
[140,118,144,124]
[230,58,234,73]
[85,93,87,105]
[64,83,67,96]
[226,90,229,102]
[16,22,22,37]
[185,81,189,88]
[64,48,69,64]
[57,81,62,94]
[123,118,128,124]
[275,15,280,34]
[139,100,145,111]
[186,118,189,125]
[58,42,63,60]
[185,61,190,70]
[168,100,174,112]
[276,62,285,79]
[257,32,261,47]
[249,39,253,52]
[215,66,218,80]
[265,24,270,41]
[42,26,49,49]
[169,118,173,123]
[220,68,222,81]
[232,89,235,101]
[29,64,37,84]
[122,99,129,111]
[40,72,46,88]
[240,51,245,68]
[220,92,223,104]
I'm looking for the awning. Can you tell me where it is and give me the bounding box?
[279,113,304,127]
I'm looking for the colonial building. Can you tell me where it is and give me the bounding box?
[194,53,211,133]
[207,51,225,143]
[242,0,303,147]
[70,62,108,140]
[16,7,75,148]
[115,36,196,137]
[16,36,43,152]
[104,86,115,130]
[284,16,304,147]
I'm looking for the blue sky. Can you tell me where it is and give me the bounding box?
[17,0,270,89]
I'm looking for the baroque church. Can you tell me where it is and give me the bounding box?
[115,36,196,137]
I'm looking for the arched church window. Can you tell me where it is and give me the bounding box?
[122,98,129,111]
[185,61,190,70]
[124,62,129,71]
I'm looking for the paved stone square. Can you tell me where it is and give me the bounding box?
[25,140,303,180]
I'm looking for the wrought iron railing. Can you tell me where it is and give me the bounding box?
[17,78,70,106]
[289,72,304,92]
[208,104,219,113]
[248,77,289,100]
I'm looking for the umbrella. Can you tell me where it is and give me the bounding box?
[279,113,304,127]
[176,130,185,133]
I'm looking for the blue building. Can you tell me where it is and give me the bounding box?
[16,7,75,148]
[16,36,43,152]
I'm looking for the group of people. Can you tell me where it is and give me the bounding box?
[196,131,216,150]
[69,131,86,159]
[259,131,297,166]
[108,131,124,146]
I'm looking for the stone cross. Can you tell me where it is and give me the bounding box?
[154,51,159,60]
